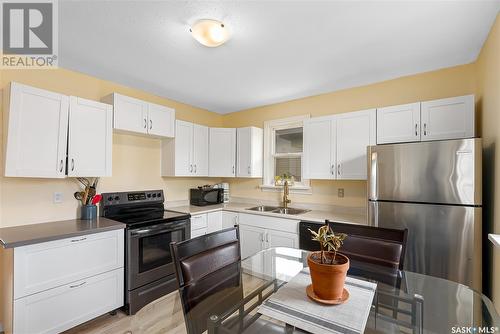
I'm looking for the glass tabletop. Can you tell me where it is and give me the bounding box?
[179,247,499,334]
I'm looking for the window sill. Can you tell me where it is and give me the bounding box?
[259,184,312,194]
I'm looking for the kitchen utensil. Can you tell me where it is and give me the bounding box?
[91,194,102,205]
[86,187,96,204]
[74,191,85,203]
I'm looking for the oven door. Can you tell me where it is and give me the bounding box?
[127,219,189,290]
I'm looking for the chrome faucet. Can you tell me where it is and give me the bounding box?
[283,180,291,208]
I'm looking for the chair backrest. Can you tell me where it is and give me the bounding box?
[327,221,408,270]
[170,227,242,334]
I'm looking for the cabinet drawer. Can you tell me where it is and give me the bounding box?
[191,228,207,238]
[190,214,207,230]
[13,268,123,334]
[238,213,299,234]
[14,229,124,299]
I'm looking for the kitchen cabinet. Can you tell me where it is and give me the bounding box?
[266,229,299,249]
[161,120,209,177]
[209,128,237,177]
[0,229,124,334]
[420,95,474,141]
[236,127,263,177]
[239,224,266,259]
[376,102,421,144]
[377,95,475,144]
[4,82,69,178]
[336,109,376,179]
[303,109,375,180]
[103,93,175,138]
[207,211,223,233]
[222,211,239,229]
[4,82,113,178]
[303,116,336,179]
[67,96,113,177]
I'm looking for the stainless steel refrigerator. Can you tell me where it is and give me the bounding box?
[367,138,482,289]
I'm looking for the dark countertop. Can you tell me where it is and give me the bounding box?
[0,217,125,248]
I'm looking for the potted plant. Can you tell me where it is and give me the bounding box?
[307,224,348,301]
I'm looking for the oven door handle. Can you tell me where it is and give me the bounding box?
[130,225,187,237]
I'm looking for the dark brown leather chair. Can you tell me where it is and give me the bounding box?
[171,227,291,334]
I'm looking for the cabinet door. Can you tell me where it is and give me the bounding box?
[67,97,113,177]
[266,229,299,249]
[239,224,265,259]
[303,117,335,179]
[377,103,421,144]
[113,93,148,134]
[174,120,193,176]
[13,268,123,334]
[147,103,175,138]
[237,127,263,178]
[193,124,209,176]
[4,82,69,178]
[336,109,376,180]
[421,95,474,141]
[207,211,223,233]
[222,211,239,229]
[209,128,236,177]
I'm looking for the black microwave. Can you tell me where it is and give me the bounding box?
[190,188,224,206]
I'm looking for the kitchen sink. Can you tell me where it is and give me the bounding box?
[246,206,310,215]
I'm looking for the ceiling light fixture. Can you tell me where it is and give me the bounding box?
[190,19,230,47]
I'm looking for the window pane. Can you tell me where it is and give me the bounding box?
[275,157,301,182]
[275,127,303,154]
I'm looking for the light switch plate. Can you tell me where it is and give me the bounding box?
[53,192,63,203]
[338,188,344,198]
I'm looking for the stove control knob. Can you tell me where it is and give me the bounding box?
[107,196,113,202]
[157,193,162,198]
[114,196,120,201]
[147,193,151,198]
[152,193,157,198]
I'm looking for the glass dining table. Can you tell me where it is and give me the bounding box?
[179,247,499,334]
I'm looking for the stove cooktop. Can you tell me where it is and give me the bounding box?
[107,210,191,226]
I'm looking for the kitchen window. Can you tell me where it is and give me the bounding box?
[262,115,310,192]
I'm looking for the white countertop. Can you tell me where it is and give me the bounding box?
[168,202,367,225]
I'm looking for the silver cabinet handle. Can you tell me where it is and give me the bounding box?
[69,281,86,288]
[59,159,64,172]
[415,123,418,136]
[232,166,235,174]
[190,164,193,173]
[194,164,197,173]
[150,119,152,130]
[260,233,265,242]
[266,233,269,242]
[71,237,87,242]
[338,164,341,176]
[331,164,335,175]
[248,166,251,174]
[71,158,75,171]
[144,118,147,129]
[423,123,427,136]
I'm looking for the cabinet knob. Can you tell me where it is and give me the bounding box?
[71,158,75,171]
[194,164,197,173]
[144,119,147,129]
[190,164,193,173]
[338,164,341,176]
[415,123,418,136]
[150,119,152,130]
[331,164,335,175]
[59,159,64,172]
[423,123,427,136]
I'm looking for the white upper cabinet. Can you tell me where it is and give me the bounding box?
[421,95,474,141]
[161,120,208,177]
[193,124,209,176]
[147,103,175,138]
[377,102,421,144]
[67,97,113,177]
[303,116,336,180]
[103,93,175,138]
[209,128,236,177]
[336,109,376,180]
[4,82,69,178]
[236,127,263,178]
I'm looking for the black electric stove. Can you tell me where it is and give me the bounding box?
[101,190,191,315]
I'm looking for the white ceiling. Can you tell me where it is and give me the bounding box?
[59,1,500,114]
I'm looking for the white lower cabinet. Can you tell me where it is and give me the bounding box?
[222,211,239,229]
[206,211,223,233]
[13,269,123,334]
[190,214,208,237]
[239,224,266,259]
[267,229,299,249]
[0,229,125,334]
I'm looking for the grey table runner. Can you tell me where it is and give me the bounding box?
[258,268,377,334]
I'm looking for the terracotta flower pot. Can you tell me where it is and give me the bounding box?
[307,251,349,300]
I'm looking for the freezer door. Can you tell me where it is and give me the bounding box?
[368,201,481,289]
[368,138,482,205]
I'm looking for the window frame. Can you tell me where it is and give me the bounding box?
[261,115,311,193]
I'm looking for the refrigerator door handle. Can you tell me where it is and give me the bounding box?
[368,201,379,227]
[369,151,378,200]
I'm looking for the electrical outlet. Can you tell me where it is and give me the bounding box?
[338,188,344,198]
[53,192,63,204]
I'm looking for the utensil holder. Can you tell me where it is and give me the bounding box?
[81,205,97,220]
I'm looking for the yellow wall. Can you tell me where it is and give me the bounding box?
[476,14,500,312]
[0,68,224,227]
[222,64,477,206]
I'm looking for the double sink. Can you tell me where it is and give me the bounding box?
[246,205,310,215]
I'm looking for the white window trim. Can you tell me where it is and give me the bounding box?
[261,115,311,193]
